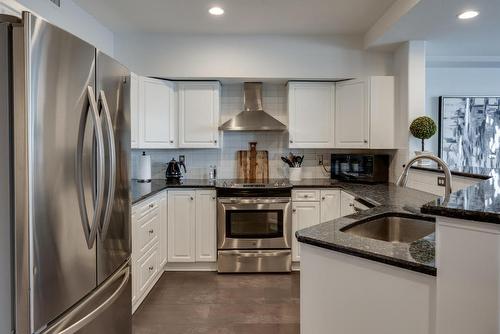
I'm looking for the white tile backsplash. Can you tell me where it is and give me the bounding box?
[131,83,395,180]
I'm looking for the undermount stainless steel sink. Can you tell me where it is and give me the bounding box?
[341,215,435,243]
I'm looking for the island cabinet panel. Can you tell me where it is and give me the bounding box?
[288,82,335,148]
[195,190,217,262]
[291,201,320,262]
[436,217,500,334]
[407,169,481,197]
[301,243,436,334]
[178,82,220,148]
[167,190,196,262]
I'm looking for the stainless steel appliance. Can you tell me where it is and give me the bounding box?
[217,180,292,273]
[218,82,287,131]
[331,154,389,183]
[165,158,186,180]
[1,12,131,334]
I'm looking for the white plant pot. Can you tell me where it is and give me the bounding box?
[414,151,434,166]
[289,167,302,181]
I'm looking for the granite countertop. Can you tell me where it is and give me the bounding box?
[131,179,216,204]
[295,182,439,276]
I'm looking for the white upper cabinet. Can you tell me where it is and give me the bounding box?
[335,76,395,149]
[178,82,220,148]
[288,82,335,148]
[335,79,369,148]
[130,73,139,149]
[140,77,176,148]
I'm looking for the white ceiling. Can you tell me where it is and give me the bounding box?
[369,0,500,57]
[73,0,396,35]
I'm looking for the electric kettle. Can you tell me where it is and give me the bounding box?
[165,158,186,180]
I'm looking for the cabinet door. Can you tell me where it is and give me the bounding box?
[340,191,356,216]
[335,79,369,148]
[159,192,168,267]
[140,77,176,148]
[292,201,320,261]
[320,190,341,223]
[288,82,335,148]
[131,207,138,307]
[178,82,220,148]
[370,76,395,149]
[167,191,196,262]
[195,190,217,262]
[130,73,139,148]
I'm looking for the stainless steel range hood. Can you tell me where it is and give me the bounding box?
[219,82,287,131]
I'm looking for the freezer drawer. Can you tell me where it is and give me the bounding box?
[42,260,131,334]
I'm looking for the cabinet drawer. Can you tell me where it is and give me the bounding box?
[138,243,159,295]
[138,210,160,257]
[292,189,320,202]
[136,195,161,218]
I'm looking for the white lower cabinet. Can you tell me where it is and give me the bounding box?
[195,190,217,262]
[167,190,196,262]
[132,190,167,313]
[320,190,341,223]
[168,189,217,263]
[292,201,320,262]
[292,189,363,263]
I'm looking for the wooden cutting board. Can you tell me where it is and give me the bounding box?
[237,142,269,181]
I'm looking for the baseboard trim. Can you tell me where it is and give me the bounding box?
[164,262,217,271]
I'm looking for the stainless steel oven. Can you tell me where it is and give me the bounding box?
[216,181,292,273]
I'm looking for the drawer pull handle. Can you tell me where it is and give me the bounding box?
[149,229,154,234]
[304,194,309,198]
[149,203,155,208]
[349,203,354,207]
[148,266,154,271]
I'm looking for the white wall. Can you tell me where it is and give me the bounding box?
[115,33,393,79]
[390,41,426,180]
[426,66,500,154]
[1,0,114,55]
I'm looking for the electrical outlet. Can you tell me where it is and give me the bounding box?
[179,155,185,164]
[437,176,446,187]
[318,155,324,166]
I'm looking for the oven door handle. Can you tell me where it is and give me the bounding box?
[218,198,291,204]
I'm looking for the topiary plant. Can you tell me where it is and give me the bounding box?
[410,116,437,151]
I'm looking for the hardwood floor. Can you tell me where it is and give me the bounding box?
[133,271,300,334]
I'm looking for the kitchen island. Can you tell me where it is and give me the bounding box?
[296,167,500,334]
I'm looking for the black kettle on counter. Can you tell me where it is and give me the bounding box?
[166,158,186,180]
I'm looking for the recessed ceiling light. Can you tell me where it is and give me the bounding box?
[458,10,479,20]
[209,7,224,16]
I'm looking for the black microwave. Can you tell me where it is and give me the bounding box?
[331,154,389,183]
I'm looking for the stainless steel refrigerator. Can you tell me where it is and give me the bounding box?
[0,11,131,334]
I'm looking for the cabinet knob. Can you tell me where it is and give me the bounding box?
[349,203,354,207]
[149,229,154,234]
[214,140,217,144]
[363,139,368,144]
[212,196,216,200]
[304,194,309,198]
[322,197,326,200]
[170,140,174,143]
[290,140,293,143]
[149,203,155,208]
[190,197,194,200]
[292,209,297,213]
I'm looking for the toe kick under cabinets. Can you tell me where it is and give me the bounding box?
[131,189,217,313]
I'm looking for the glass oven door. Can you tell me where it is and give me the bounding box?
[217,198,292,250]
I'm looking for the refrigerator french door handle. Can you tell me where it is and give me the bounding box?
[42,262,130,334]
[98,90,116,240]
[76,86,105,249]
